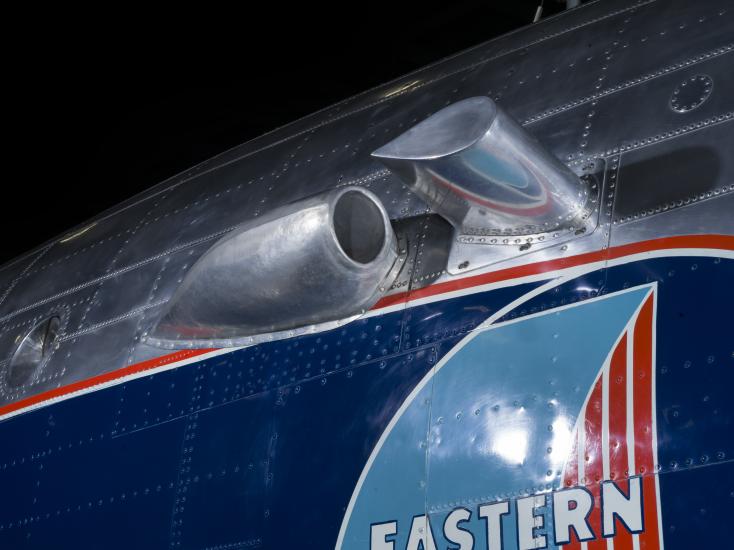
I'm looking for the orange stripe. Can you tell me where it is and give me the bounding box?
[608,334,634,550]
[0,349,214,418]
[585,376,605,548]
[632,296,661,549]
[563,425,579,489]
[2,234,732,421]
[373,234,734,309]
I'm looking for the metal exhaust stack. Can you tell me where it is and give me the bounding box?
[147,186,398,348]
[372,96,592,239]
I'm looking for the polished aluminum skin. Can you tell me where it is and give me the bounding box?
[6,315,60,388]
[0,0,731,411]
[147,186,398,348]
[372,97,592,238]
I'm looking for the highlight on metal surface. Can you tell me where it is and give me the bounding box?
[7,315,61,387]
[145,186,399,349]
[372,96,595,241]
[670,74,714,113]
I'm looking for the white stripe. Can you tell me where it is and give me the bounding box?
[556,287,653,550]
[335,275,570,549]
[627,309,639,550]
[578,400,588,550]
[343,282,658,549]
[3,247,725,425]
[486,282,653,331]
[632,531,641,550]
[602,358,614,550]
[602,358,611,481]
[557,285,653,482]
[360,267,587,319]
[626,315,636,476]
[0,242,696,548]
[0,347,242,422]
[650,287,665,549]
[364,247,734,317]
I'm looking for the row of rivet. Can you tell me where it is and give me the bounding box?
[0,302,74,401]
[456,170,602,246]
[128,0,659,192]
[0,482,176,532]
[524,44,732,125]
[571,111,734,167]
[615,183,734,225]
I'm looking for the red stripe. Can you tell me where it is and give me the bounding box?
[632,296,661,549]
[608,333,629,481]
[608,333,633,550]
[0,349,214,418]
[561,289,667,549]
[640,476,660,549]
[2,234,732,421]
[563,425,579,489]
[585,376,605,549]
[373,234,734,309]
[431,171,553,216]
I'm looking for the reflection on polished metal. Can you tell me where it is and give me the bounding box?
[373,97,593,239]
[1,1,734,547]
[146,186,398,348]
[7,315,61,387]
[670,74,714,114]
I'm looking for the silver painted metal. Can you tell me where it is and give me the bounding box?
[0,0,731,405]
[6,314,61,387]
[372,97,594,239]
[446,158,608,274]
[612,118,734,223]
[145,186,398,348]
[670,74,714,113]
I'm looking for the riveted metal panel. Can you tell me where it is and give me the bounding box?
[169,390,274,550]
[0,197,163,317]
[602,1,733,87]
[613,119,734,223]
[279,348,436,549]
[581,52,734,157]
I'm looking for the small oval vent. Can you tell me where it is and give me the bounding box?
[7,315,61,387]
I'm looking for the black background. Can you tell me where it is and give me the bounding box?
[4,0,575,265]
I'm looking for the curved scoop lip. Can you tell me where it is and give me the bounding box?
[371,96,497,161]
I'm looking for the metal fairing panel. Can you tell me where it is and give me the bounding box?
[0,0,733,548]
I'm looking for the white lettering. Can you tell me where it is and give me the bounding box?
[444,508,474,550]
[406,515,437,550]
[478,501,510,550]
[517,495,547,550]
[602,477,643,536]
[371,521,397,550]
[367,481,646,550]
[553,487,594,544]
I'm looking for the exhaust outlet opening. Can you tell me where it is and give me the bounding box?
[333,190,386,264]
[147,186,399,348]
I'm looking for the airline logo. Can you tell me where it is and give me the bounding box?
[369,477,645,550]
[337,284,664,550]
